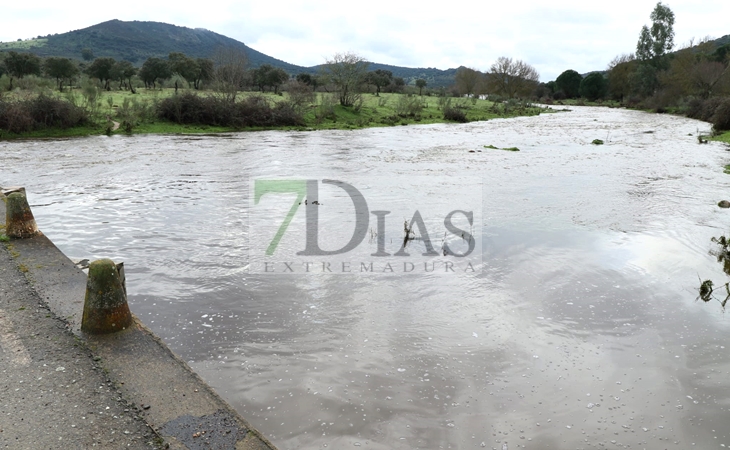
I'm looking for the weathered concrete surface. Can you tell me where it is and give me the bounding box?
[0,242,161,449]
[0,193,277,450]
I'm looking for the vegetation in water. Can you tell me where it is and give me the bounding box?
[698,234,730,308]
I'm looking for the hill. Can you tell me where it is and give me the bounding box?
[0,20,459,87]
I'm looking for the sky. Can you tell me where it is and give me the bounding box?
[3,0,730,81]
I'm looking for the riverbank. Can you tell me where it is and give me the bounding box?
[0,190,278,449]
[0,89,548,140]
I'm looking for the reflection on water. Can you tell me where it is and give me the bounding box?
[4,107,730,449]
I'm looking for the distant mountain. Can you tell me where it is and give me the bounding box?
[0,20,459,86]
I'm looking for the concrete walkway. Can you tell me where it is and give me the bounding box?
[0,191,277,450]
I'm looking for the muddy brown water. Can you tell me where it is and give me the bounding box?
[3,106,730,449]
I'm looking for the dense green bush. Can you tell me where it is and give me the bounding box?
[156,92,304,127]
[579,73,607,101]
[443,105,468,123]
[0,94,88,134]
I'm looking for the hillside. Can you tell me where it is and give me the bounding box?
[0,20,305,72]
[0,20,459,86]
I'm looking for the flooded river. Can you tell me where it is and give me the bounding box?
[4,107,730,449]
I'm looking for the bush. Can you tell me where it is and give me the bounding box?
[443,106,468,123]
[156,92,304,128]
[685,97,724,123]
[394,95,424,117]
[712,98,730,132]
[0,94,88,134]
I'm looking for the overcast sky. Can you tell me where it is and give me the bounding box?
[4,0,729,81]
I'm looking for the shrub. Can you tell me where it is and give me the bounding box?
[0,94,88,134]
[394,95,423,117]
[712,98,730,132]
[156,92,304,128]
[443,106,468,123]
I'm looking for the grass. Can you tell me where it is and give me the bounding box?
[713,131,730,144]
[0,38,47,49]
[1,87,550,139]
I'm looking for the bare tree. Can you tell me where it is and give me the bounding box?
[486,57,540,98]
[454,67,481,97]
[607,53,636,102]
[213,47,248,103]
[322,52,369,107]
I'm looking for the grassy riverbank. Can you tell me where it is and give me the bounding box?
[0,88,549,140]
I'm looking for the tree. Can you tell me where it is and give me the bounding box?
[323,52,369,106]
[454,67,480,97]
[213,47,248,102]
[555,69,582,98]
[636,2,675,62]
[607,54,636,102]
[193,58,214,90]
[168,52,199,88]
[296,73,312,85]
[139,57,171,89]
[86,57,116,90]
[415,79,427,96]
[364,69,392,96]
[486,57,540,98]
[81,48,94,61]
[110,60,137,92]
[579,73,607,101]
[43,57,79,92]
[4,51,41,90]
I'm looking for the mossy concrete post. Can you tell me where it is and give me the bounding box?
[5,191,38,238]
[81,259,133,334]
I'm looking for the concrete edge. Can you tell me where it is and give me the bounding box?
[1,190,278,450]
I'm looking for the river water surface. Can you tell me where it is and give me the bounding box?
[4,107,730,449]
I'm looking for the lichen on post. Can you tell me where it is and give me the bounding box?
[81,259,133,334]
[5,192,38,238]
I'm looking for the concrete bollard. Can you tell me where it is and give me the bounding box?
[81,259,133,334]
[5,191,39,238]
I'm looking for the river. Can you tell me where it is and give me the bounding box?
[3,106,730,449]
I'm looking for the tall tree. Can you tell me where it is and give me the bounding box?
[364,69,392,96]
[415,78,427,96]
[636,2,675,62]
[579,73,608,101]
[193,58,214,90]
[486,57,540,98]
[110,60,137,92]
[43,57,79,91]
[4,51,41,90]
[139,57,171,89]
[606,54,636,102]
[323,52,369,106]
[454,67,480,97]
[86,57,116,90]
[168,52,199,87]
[213,47,248,102]
[555,69,582,98]
[81,48,94,61]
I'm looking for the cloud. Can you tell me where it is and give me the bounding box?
[2,0,729,82]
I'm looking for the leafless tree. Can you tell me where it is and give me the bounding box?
[454,67,481,97]
[486,57,540,98]
[213,46,248,103]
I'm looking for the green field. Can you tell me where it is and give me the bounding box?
[1,87,550,139]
